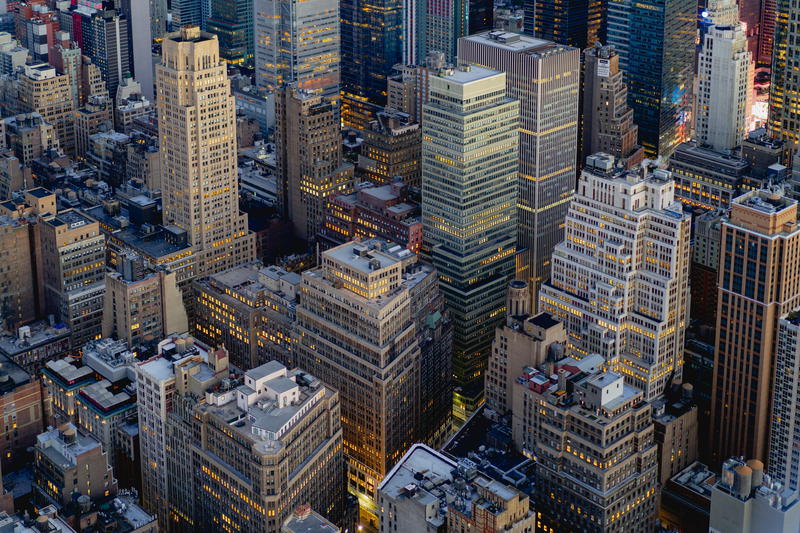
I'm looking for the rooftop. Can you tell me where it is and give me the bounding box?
[36,424,103,469]
[462,30,569,55]
[0,321,71,357]
[282,507,339,533]
[43,358,96,389]
[435,64,502,84]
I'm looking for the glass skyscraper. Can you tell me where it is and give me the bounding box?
[206,0,253,65]
[524,0,604,49]
[341,0,403,129]
[609,0,695,156]
[768,0,799,156]
[421,65,519,422]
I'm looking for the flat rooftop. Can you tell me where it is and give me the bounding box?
[324,242,401,274]
[462,31,567,54]
[436,64,502,84]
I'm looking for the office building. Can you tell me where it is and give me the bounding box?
[18,64,75,155]
[320,180,423,253]
[741,129,787,178]
[207,0,253,66]
[0,149,30,200]
[420,64,519,421]
[135,334,227,528]
[118,0,154,102]
[458,31,579,304]
[171,0,202,28]
[253,0,340,96]
[768,311,800,491]
[653,384,699,486]
[768,0,800,157]
[165,360,345,532]
[358,111,421,188]
[2,113,59,165]
[157,26,254,277]
[0,352,47,471]
[0,208,38,325]
[275,86,353,243]
[74,94,112,159]
[378,444,534,533]
[421,0,467,63]
[695,0,753,152]
[193,263,299,370]
[33,423,118,507]
[38,209,106,347]
[660,462,714,533]
[114,93,152,134]
[149,0,167,40]
[709,189,800,467]
[0,32,27,75]
[293,240,450,526]
[524,0,603,49]
[709,458,800,533]
[512,358,658,532]
[340,0,403,128]
[581,44,643,168]
[485,282,566,415]
[77,7,131,100]
[669,142,751,210]
[539,155,691,401]
[103,253,188,347]
[608,0,695,156]
[690,210,724,327]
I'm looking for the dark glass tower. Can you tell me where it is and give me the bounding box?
[524,0,604,49]
[206,0,253,66]
[341,0,403,129]
[469,0,494,34]
[609,0,695,156]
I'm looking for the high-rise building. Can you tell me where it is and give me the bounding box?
[421,0,467,62]
[768,311,800,492]
[33,423,118,507]
[709,189,800,467]
[690,210,725,328]
[358,111,421,188]
[119,0,155,101]
[17,64,75,155]
[0,351,48,471]
[669,142,751,211]
[282,506,341,533]
[458,31,579,304]
[170,0,202,28]
[157,26,254,277]
[320,180,423,253]
[275,86,353,243]
[420,64,519,421]
[38,209,106,347]
[135,334,228,529]
[378,444,534,533]
[696,0,753,152]
[608,0,695,156]
[709,458,800,533]
[485,281,566,415]
[340,0,403,128]
[165,360,345,532]
[80,7,131,99]
[193,263,299,370]
[253,0,340,96]
[524,0,603,49]
[768,0,800,157]
[102,253,188,347]
[539,154,691,402]
[207,0,253,66]
[149,0,167,40]
[2,113,59,165]
[653,386,699,486]
[581,44,644,168]
[293,240,451,527]
[512,357,658,532]
[74,94,112,159]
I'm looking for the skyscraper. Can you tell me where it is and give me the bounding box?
[275,86,354,243]
[768,311,800,492]
[207,0,254,66]
[149,0,167,40]
[156,26,254,277]
[253,0,340,95]
[422,0,467,62]
[421,63,519,421]
[582,43,644,168]
[768,0,800,156]
[80,7,131,99]
[340,0,403,128]
[609,0,695,156]
[696,0,752,152]
[524,0,603,49]
[539,154,691,402]
[513,357,658,532]
[292,241,428,527]
[709,189,800,467]
[17,64,75,155]
[458,31,579,305]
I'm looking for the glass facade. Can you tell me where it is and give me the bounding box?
[768,0,799,157]
[207,0,253,66]
[524,0,604,49]
[341,0,403,129]
[611,0,695,156]
[421,66,519,422]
